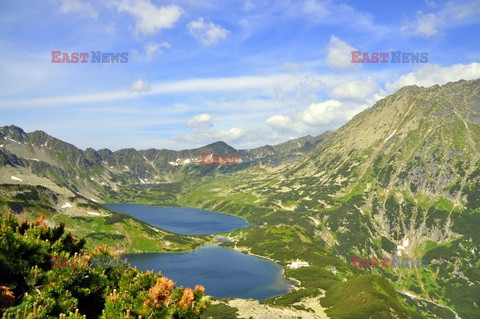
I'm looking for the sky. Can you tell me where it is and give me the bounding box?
[0,0,479,151]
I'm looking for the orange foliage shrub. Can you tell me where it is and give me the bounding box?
[178,288,194,309]
[194,285,205,293]
[144,277,175,308]
[35,214,46,224]
[0,286,15,308]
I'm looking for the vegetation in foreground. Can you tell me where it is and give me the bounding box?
[0,211,210,318]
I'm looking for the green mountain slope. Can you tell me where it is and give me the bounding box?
[175,79,480,318]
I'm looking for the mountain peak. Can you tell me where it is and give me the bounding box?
[0,125,27,142]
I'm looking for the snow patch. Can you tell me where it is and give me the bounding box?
[90,198,98,203]
[384,129,397,143]
[308,216,320,226]
[183,159,191,164]
[61,202,73,209]
[396,245,406,256]
[288,259,309,269]
[7,137,21,144]
[11,176,23,181]
[149,226,159,233]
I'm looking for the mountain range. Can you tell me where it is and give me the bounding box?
[1,78,479,318]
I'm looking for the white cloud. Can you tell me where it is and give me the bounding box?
[266,100,356,133]
[402,11,442,37]
[0,73,301,108]
[300,100,344,126]
[402,1,480,38]
[326,35,358,69]
[444,1,480,21]
[187,113,213,128]
[132,41,171,61]
[266,115,290,129]
[54,0,98,20]
[130,79,151,92]
[187,18,228,46]
[266,97,373,135]
[218,128,246,140]
[301,0,383,35]
[331,78,378,101]
[112,0,182,36]
[302,0,330,19]
[384,63,480,93]
[146,41,171,59]
[274,86,285,102]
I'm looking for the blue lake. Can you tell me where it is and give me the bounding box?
[123,245,291,300]
[104,203,249,235]
[107,204,290,300]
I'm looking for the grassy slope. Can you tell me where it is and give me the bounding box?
[0,183,210,253]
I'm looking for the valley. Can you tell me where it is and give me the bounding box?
[1,79,480,318]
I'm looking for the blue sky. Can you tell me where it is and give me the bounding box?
[0,0,479,150]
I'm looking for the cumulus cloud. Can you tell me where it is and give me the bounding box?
[331,78,378,101]
[326,35,357,69]
[187,113,214,128]
[54,0,98,20]
[266,100,361,133]
[112,0,182,36]
[187,18,228,46]
[130,79,151,92]
[266,115,291,129]
[384,62,480,92]
[300,100,346,126]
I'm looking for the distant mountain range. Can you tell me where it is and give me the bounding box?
[0,124,330,198]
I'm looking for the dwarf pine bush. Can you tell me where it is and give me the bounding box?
[0,211,210,318]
